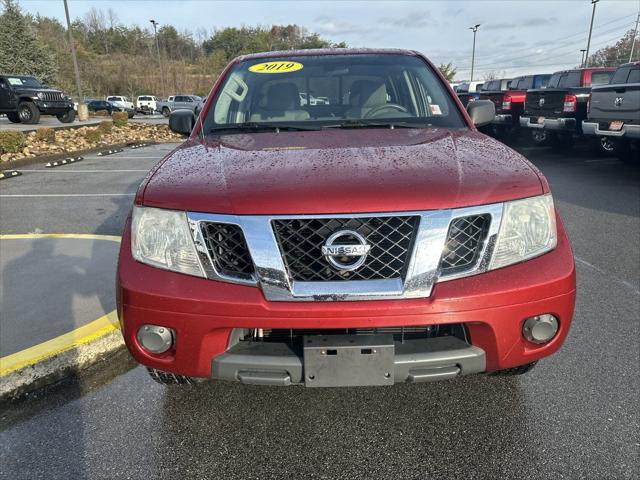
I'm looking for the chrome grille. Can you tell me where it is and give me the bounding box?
[200,222,254,280]
[272,216,419,281]
[440,214,490,274]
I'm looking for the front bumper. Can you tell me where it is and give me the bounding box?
[34,99,73,114]
[117,216,576,382]
[582,121,640,139]
[520,116,576,131]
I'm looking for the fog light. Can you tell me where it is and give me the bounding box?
[522,314,558,344]
[137,325,174,353]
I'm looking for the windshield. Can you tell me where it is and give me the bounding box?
[6,76,42,88]
[204,54,465,133]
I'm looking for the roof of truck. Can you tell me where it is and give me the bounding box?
[236,48,418,62]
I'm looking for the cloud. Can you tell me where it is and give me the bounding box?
[523,17,557,27]
[487,22,517,30]
[377,11,436,29]
[314,15,364,36]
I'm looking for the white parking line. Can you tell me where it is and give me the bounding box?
[0,193,136,197]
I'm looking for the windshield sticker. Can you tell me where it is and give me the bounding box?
[248,61,303,74]
[429,104,442,115]
[7,78,23,86]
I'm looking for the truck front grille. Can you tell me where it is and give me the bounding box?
[272,216,419,281]
[439,214,490,274]
[42,92,64,102]
[200,222,254,280]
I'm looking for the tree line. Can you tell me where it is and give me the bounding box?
[0,0,346,99]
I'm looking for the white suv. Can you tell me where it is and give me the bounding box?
[106,96,134,109]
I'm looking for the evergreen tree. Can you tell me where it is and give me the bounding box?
[0,0,57,84]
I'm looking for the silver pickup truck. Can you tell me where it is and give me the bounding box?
[583,62,640,163]
[158,95,202,117]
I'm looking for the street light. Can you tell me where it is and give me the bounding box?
[150,19,166,97]
[469,24,481,82]
[580,49,587,67]
[584,0,599,68]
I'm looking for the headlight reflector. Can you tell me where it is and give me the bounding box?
[490,194,557,270]
[131,206,204,277]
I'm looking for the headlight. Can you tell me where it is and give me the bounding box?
[489,194,557,270]
[35,92,45,100]
[131,206,205,277]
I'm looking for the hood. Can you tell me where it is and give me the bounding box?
[14,87,62,94]
[141,128,544,215]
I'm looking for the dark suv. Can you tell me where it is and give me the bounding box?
[0,74,75,124]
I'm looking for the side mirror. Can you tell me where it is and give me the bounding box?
[169,109,195,135]
[466,100,495,127]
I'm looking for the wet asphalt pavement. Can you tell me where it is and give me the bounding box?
[0,140,638,479]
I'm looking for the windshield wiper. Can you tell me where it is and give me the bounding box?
[323,120,432,129]
[210,122,322,134]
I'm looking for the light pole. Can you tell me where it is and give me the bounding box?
[469,24,481,82]
[150,19,166,97]
[580,49,587,67]
[63,0,82,101]
[584,0,599,68]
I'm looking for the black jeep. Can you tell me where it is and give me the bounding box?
[0,74,75,124]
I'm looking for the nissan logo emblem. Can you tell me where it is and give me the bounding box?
[321,230,371,271]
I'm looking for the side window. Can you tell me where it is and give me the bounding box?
[591,71,613,86]
[627,68,640,83]
[611,67,630,84]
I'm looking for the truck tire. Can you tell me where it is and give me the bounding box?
[161,107,170,117]
[491,361,538,376]
[530,129,548,146]
[6,112,21,123]
[17,101,40,124]
[56,109,76,123]
[146,367,196,385]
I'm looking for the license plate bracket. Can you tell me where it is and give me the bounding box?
[609,120,624,131]
[303,334,395,387]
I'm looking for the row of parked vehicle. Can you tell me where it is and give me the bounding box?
[452,62,639,163]
[109,95,205,117]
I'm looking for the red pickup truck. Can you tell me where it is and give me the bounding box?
[117,49,575,388]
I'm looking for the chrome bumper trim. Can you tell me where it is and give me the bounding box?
[582,121,640,139]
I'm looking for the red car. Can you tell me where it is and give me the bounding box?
[117,49,576,387]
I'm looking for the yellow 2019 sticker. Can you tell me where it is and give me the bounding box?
[248,61,303,74]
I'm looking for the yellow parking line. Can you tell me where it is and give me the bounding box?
[0,233,123,376]
[0,310,121,377]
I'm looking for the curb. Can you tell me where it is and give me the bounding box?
[0,170,22,180]
[0,234,124,401]
[45,156,83,168]
[0,312,124,401]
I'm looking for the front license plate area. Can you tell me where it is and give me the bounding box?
[609,120,624,131]
[303,334,395,387]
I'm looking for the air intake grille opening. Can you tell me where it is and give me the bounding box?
[440,214,490,274]
[272,216,419,282]
[200,222,254,280]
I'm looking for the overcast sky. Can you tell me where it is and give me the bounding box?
[19,0,640,80]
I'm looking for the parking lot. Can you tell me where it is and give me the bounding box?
[0,140,638,479]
